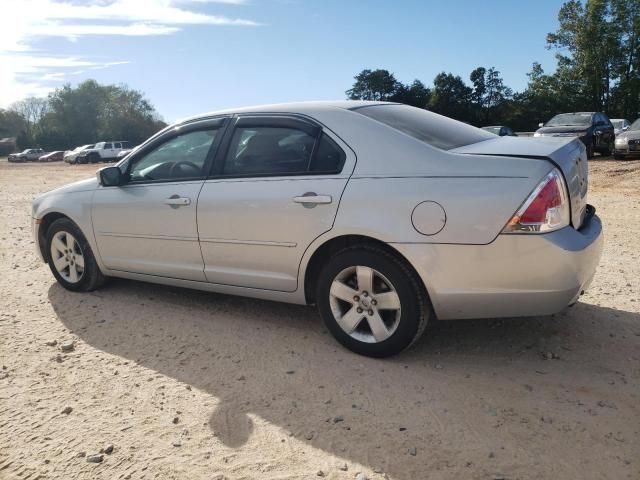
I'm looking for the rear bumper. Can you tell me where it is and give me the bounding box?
[392,211,603,320]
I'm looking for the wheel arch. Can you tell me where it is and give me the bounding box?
[302,234,432,308]
[37,212,73,262]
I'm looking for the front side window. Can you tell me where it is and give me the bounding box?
[104,143,113,149]
[352,104,494,150]
[223,127,316,176]
[129,129,218,182]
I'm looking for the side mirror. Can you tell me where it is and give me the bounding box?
[538,122,544,128]
[97,166,124,187]
[623,125,630,131]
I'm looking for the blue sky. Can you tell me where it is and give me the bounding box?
[2,0,568,122]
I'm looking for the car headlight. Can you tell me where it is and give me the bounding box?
[533,132,543,137]
[615,137,628,145]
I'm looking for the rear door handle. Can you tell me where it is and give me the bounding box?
[164,195,191,207]
[292,193,332,205]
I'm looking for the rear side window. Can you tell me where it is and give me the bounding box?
[222,127,345,177]
[352,104,494,150]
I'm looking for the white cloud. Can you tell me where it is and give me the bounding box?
[0,0,259,107]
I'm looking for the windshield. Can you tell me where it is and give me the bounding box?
[611,120,624,129]
[630,119,640,131]
[482,127,501,135]
[352,104,494,150]
[546,113,592,127]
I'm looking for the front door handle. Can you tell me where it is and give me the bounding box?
[164,195,191,207]
[293,193,332,206]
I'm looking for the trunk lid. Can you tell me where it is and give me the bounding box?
[451,136,588,229]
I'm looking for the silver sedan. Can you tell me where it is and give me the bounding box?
[32,101,603,357]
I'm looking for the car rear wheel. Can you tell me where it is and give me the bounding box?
[88,152,100,163]
[586,141,594,159]
[46,218,106,292]
[316,245,429,357]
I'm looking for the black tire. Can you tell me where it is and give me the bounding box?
[316,245,429,357]
[614,154,624,160]
[586,141,594,159]
[45,218,106,292]
[88,153,100,163]
[601,140,612,157]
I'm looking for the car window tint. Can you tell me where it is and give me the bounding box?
[114,143,121,149]
[223,127,316,176]
[309,133,346,172]
[103,143,112,149]
[129,129,218,182]
[353,104,494,150]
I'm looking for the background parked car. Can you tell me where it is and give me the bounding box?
[64,144,95,164]
[38,151,64,162]
[116,147,135,159]
[611,118,631,136]
[534,112,615,158]
[8,148,45,162]
[76,141,131,163]
[614,118,640,159]
[481,125,517,136]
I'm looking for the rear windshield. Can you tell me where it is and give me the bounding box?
[351,104,494,150]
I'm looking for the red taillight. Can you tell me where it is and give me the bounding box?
[503,169,570,233]
[519,177,563,223]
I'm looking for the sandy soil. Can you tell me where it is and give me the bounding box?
[0,157,638,480]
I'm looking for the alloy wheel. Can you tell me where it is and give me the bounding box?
[328,265,401,343]
[50,231,85,283]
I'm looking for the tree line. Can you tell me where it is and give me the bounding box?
[346,0,639,130]
[0,80,166,154]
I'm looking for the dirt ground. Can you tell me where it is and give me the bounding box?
[0,157,638,480]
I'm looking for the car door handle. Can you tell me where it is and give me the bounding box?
[164,196,191,206]
[292,193,332,205]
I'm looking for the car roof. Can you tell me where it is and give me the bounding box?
[177,100,394,124]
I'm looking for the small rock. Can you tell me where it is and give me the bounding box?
[286,370,295,374]
[86,454,103,463]
[77,452,86,458]
[399,427,407,431]
[104,444,114,455]
[333,415,344,423]
[355,473,368,480]
[488,451,495,458]
[408,447,417,456]
[305,431,315,440]
[316,470,325,477]
[60,340,75,352]
[339,463,348,471]
[172,440,182,447]
[45,340,57,347]
[373,467,384,473]
[236,375,245,381]
[173,416,179,424]
[435,363,443,369]
[61,406,73,415]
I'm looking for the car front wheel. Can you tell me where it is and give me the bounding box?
[316,245,429,357]
[45,218,106,292]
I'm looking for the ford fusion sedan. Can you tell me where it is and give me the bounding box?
[534,112,614,158]
[32,101,603,357]
[614,118,640,159]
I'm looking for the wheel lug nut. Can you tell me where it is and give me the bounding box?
[371,299,377,305]
[356,307,363,313]
[353,295,360,302]
[362,291,368,297]
[368,309,374,315]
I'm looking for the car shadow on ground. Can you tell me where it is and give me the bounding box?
[48,278,640,478]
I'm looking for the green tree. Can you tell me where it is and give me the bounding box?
[428,72,473,121]
[346,69,400,101]
[470,66,513,124]
[390,80,431,108]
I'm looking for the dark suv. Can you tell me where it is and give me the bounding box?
[534,112,615,158]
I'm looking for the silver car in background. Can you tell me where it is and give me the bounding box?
[614,118,640,159]
[31,101,603,357]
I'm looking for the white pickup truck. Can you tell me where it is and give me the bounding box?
[76,141,131,163]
